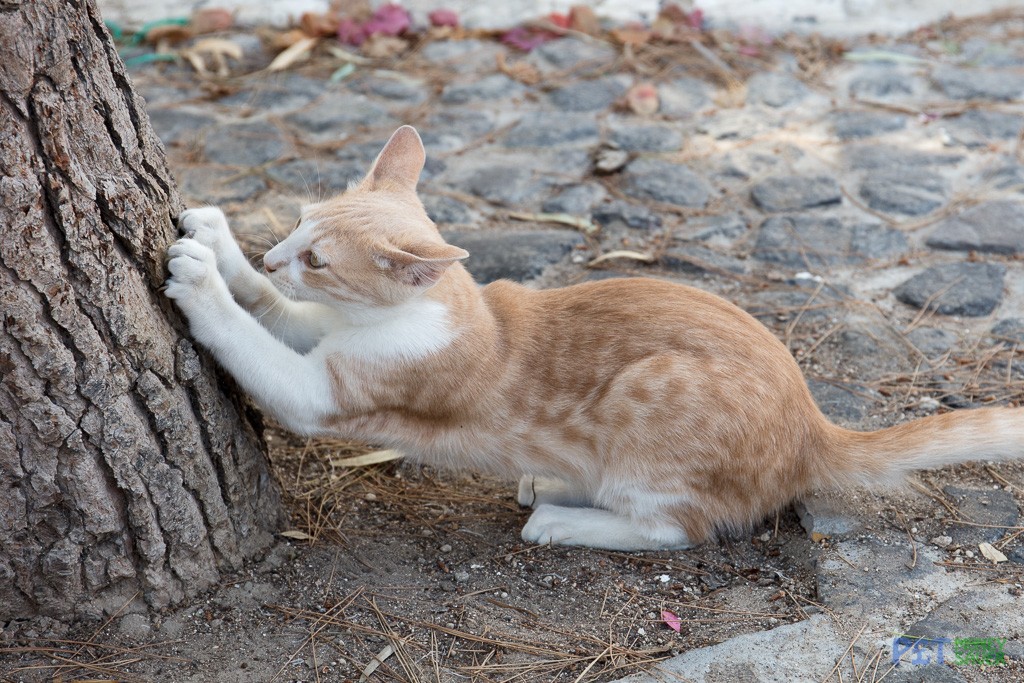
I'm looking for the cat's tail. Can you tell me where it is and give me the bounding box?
[820,406,1024,488]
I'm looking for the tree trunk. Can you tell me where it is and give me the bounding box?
[0,0,283,621]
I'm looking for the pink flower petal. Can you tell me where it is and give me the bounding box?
[429,8,460,28]
[501,26,558,52]
[661,610,682,632]
[337,18,367,46]
[364,3,411,37]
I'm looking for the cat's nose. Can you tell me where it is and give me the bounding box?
[263,256,280,273]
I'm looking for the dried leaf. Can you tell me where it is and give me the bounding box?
[569,5,600,35]
[324,43,371,64]
[610,24,651,46]
[508,211,598,234]
[267,36,318,71]
[593,146,629,174]
[190,8,234,34]
[979,542,1007,564]
[189,37,243,61]
[270,28,310,50]
[145,24,193,45]
[361,34,408,59]
[280,530,313,540]
[359,644,395,682]
[626,82,659,116]
[661,610,682,632]
[329,449,404,468]
[300,11,340,37]
[496,53,540,85]
[588,250,655,266]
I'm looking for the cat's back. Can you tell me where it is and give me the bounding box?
[481,275,780,356]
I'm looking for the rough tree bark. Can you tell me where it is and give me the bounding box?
[0,0,283,621]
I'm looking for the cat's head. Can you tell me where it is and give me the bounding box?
[263,126,468,310]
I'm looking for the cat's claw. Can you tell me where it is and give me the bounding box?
[178,207,248,281]
[165,238,221,301]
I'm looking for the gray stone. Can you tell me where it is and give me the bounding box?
[218,75,323,113]
[450,165,551,206]
[848,66,918,99]
[906,327,957,357]
[754,216,907,269]
[660,244,748,276]
[991,317,1024,344]
[925,201,1024,255]
[859,169,947,216]
[751,175,842,212]
[676,213,749,246]
[942,486,1020,546]
[894,263,1006,317]
[932,66,1024,101]
[203,121,286,167]
[612,614,848,683]
[424,110,495,139]
[658,77,712,117]
[178,167,267,203]
[592,200,661,230]
[148,108,217,146]
[548,77,626,111]
[285,93,393,138]
[831,110,907,140]
[622,159,711,208]
[503,112,600,148]
[795,493,862,539]
[420,39,504,74]
[608,122,682,152]
[846,145,963,170]
[421,194,473,224]
[349,72,428,103]
[983,162,1024,191]
[817,539,940,611]
[542,183,607,215]
[441,230,584,283]
[807,379,877,423]
[135,82,202,107]
[746,72,809,107]
[529,37,617,74]
[265,159,364,194]
[441,74,525,104]
[945,110,1023,147]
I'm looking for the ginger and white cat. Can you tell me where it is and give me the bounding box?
[166,126,1024,551]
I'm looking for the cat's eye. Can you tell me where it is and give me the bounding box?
[307,251,326,268]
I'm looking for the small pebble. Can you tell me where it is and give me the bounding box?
[440,544,452,553]
[364,492,377,501]
[931,535,952,548]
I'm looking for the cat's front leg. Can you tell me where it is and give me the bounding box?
[521,505,693,551]
[165,238,336,434]
[177,207,336,353]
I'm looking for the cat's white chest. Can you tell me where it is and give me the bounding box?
[327,299,456,362]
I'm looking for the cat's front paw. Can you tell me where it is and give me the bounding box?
[165,238,228,309]
[521,504,575,545]
[178,207,247,281]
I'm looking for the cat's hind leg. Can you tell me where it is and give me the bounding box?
[517,476,591,508]
[521,504,692,551]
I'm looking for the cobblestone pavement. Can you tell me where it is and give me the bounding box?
[126,13,1024,682]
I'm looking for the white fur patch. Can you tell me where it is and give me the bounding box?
[327,298,456,363]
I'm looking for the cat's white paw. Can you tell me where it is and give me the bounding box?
[178,207,248,281]
[521,504,576,545]
[165,238,225,305]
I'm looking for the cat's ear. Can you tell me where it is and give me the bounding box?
[364,125,426,192]
[375,241,469,288]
